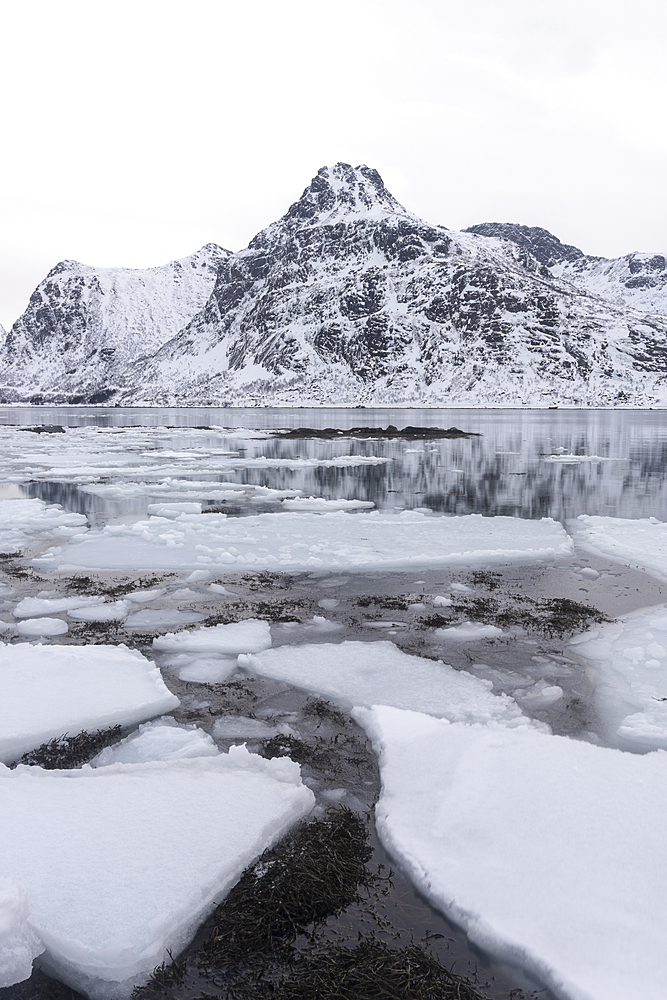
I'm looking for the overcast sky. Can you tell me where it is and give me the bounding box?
[1,0,666,329]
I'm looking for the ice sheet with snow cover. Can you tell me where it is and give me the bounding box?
[0,748,315,998]
[355,705,667,1000]
[0,644,179,763]
[34,510,572,572]
[572,514,667,581]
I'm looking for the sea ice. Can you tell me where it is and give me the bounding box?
[280,497,374,511]
[13,596,106,618]
[0,748,314,997]
[34,510,572,573]
[433,622,503,641]
[355,705,667,1000]
[572,515,667,582]
[124,588,168,602]
[16,618,68,637]
[0,498,87,553]
[568,604,667,749]
[0,877,44,988]
[0,643,179,763]
[153,619,271,656]
[167,654,238,684]
[240,640,538,728]
[91,718,218,766]
[68,601,131,622]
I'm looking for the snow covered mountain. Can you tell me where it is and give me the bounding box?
[467,222,667,318]
[0,244,228,403]
[2,164,667,407]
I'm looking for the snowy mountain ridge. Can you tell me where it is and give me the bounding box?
[2,163,667,407]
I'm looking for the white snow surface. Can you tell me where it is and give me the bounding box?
[16,618,68,637]
[355,705,667,1000]
[241,640,539,729]
[0,747,314,998]
[91,718,218,766]
[0,877,44,989]
[572,514,667,582]
[153,619,271,656]
[568,604,667,749]
[34,510,572,572]
[0,643,179,763]
[0,498,87,553]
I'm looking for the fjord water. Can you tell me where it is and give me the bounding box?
[3,406,667,521]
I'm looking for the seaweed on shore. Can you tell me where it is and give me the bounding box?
[421,594,609,638]
[16,726,122,769]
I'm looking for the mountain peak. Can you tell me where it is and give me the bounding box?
[283,162,411,227]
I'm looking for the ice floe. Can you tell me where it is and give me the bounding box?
[0,877,44,988]
[572,514,667,582]
[355,705,667,1000]
[124,609,208,628]
[34,510,572,572]
[0,498,87,553]
[280,497,374,511]
[434,622,503,642]
[241,640,540,729]
[13,596,105,618]
[568,604,667,749]
[0,748,314,996]
[0,643,179,763]
[153,619,271,656]
[168,655,238,683]
[68,601,131,622]
[16,618,68,638]
[91,718,218,766]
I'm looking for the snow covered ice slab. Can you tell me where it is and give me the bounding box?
[153,619,271,656]
[0,877,44,988]
[0,498,87,553]
[572,514,667,582]
[34,511,572,572]
[0,748,315,998]
[0,644,179,763]
[92,718,218,766]
[241,640,536,728]
[355,705,667,1000]
[568,604,667,750]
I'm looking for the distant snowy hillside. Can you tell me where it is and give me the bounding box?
[2,164,667,407]
[467,222,667,317]
[0,244,228,403]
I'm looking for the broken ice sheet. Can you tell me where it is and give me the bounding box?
[91,718,218,766]
[355,704,667,1000]
[0,748,314,997]
[0,643,179,763]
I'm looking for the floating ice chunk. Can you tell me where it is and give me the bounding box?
[16,618,68,637]
[37,511,573,573]
[0,877,44,988]
[569,604,667,749]
[309,616,342,631]
[572,515,667,582]
[518,681,564,706]
[92,718,218,766]
[579,567,600,580]
[146,503,203,517]
[241,640,538,729]
[68,601,130,622]
[209,583,239,596]
[153,619,272,656]
[0,498,87,553]
[434,622,503,642]
[124,588,168,603]
[0,643,179,763]
[317,598,340,610]
[124,609,208,629]
[169,588,207,601]
[186,570,213,582]
[354,705,667,1000]
[170,654,238,684]
[0,748,314,998]
[432,595,453,607]
[212,716,287,739]
[544,453,618,463]
[281,497,374,511]
[13,595,105,618]
[449,582,472,593]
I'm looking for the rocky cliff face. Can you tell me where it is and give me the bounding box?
[2,164,667,406]
[0,244,228,403]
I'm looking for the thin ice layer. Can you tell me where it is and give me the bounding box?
[241,640,537,728]
[33,511,572,572]
[0,877,44,989]
[568,604,667,749]
[572,515,667,582]
[355,705,667,1000]
[0,748,315,998]
[0,644,179,763]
